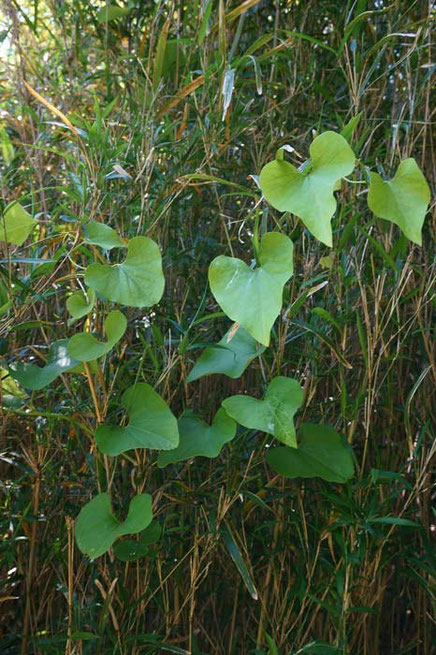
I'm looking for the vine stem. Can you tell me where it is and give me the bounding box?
[83,362,112,491]
[84,362,103,424]
[65,516,74,655]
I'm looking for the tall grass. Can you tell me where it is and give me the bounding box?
[0,1,434,653]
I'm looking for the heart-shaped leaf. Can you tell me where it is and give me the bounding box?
[0,202,36,246]
[85,236,165,308]
[259,131,356,246]
[208,232,293,346]
[66,288,95,323]
[112,520,161,562]
[75,493,152,559]
[9,340,82,390]
[187,327,266,382]
[83,221,125,250]
[113,540,149,562]
[222,376,303,447]
[67,310,127,362]
[138,520,162,545]
[266,423,354,483]
[96,382,179,455]
[157,408,236,467]
[367,158,430,245]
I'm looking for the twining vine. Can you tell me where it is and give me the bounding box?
[2,126,430,560]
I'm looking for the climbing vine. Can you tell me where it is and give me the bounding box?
[2,127,431,560]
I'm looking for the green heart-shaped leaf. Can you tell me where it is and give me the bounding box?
[266,423,354,483]
[367,158,430,245]
[222,376,303,447]
[208,232,293,346]
[83,221,125,249]
[67,310,127,362]
[66,288,95,323]
[85,236,165,308]
[96,382,179,455]
[75,493,152,559]
[187,327,266,382]
[0,202,36,246]
[9,340,82,390]
[157,408,236,467]
[259,131,356,246]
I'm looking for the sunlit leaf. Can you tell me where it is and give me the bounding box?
[67,310,126,362]
[157,408,236,467]
[75,493,152,559]
[96,5,131,23]
[85,236,165,307]
[266,423,354,482]
[83,221,125,250]
[222,376,303,447]
[367,158,430,245]
[0,202,36,246]
[208,232,293,346]
[340,112,362,143]
[259,131,355,246]
[0,126,14,165]
[187,327,265,382]
[96,382,179,455]
[66,288,95,323]
[0,278,11,316]
[9,340,82,390]
[1,367,27,408]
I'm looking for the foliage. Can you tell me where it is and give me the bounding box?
[259,132,356,246]
[209,232,294,345]
[0,1,434,653]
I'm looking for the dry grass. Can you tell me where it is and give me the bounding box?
[0,1,435,653]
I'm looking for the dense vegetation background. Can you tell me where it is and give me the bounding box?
[0,0,435,653]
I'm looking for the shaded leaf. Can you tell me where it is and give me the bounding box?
[9,340,82,390]
[368,516,419,527]
[267,423,354,483]
[157,408,236,467]
[209,232,293,346]
[139,520,162,545]
[221,524,258,600]
[96,382,179,455]
[222,376,303,447]
[187,327,265,382]
[113,540,149,562]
